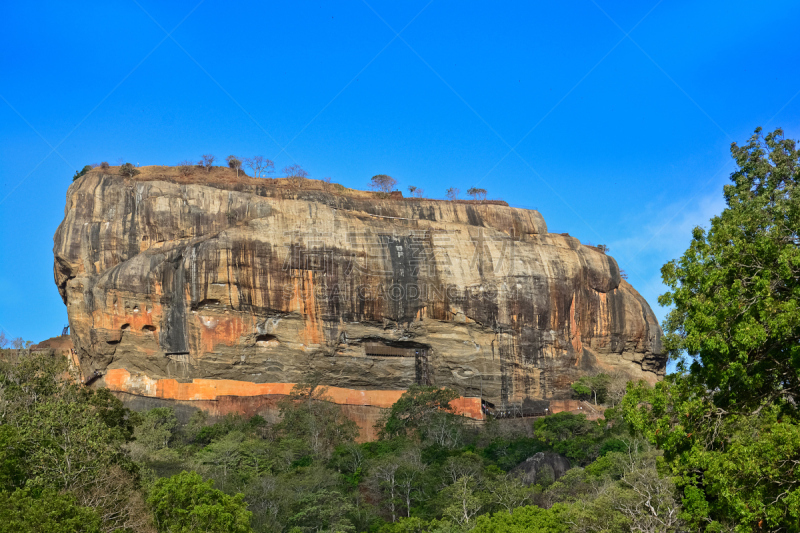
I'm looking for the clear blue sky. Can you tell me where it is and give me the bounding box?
[2,1,799,361]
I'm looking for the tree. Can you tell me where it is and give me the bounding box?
[623,377,800,531]
[148,471,253,533]
[660,127,800,412]
[368,458,401,522]
[485,474,533,513]
[199,154,216,172]
[395,449,426,518]
[10,337,30,350]
[18,394,129,492]
[570,373,611,405]
[178,160,194,177]
[442,475,483,527]
[471,505,569,533]
[286,488,355,532]
[72,165,93,182]
[532,413,604,465]
[603,371,631,408]
[195,431,245,486]
[408,186,424,198]
[446,187,460,201]
[128,407,178,462]
[0,489,102,533]
[283,164,308,179]
[422,410,465,448]
[370,174,397,193]
[74,464,156,533]
[119,162,139,177]
[283,164,308,188]
[244,156,274,178]
[467,187,487,201]
[225,155,242,177]
[377,385,459,440]
[621,127,800,530]
[0,353,150,532]
[614,451,684,533]
[443,453,484,485]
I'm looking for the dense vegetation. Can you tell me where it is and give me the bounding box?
[6,127,799,531]
[0,352,678,532]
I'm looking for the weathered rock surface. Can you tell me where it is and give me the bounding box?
[54,168,664,410]
[512,452,572,485]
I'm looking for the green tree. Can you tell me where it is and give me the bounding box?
[119,162,140,177]
[2,355,131,493]
[660,127,800,411]
[18,395,128,491]
[0,489,102,533]
[147,470,253,533]
[441,475,484,527]
[80,386,139,442]
[226,155,242,176]
[471,504,569,533]
[485,473,533,513]
[287,488,355,533]
[625,128,800,531]
[0,351,72,414]
[570,373,610,405]
[623,377,800,531]
[195,431,245,486]
[532,412,604,465]
[0,425,25,489]
[128,407,178,462]
[72,165,93,182]
[377,385,459,440]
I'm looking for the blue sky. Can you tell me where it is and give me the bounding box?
[1,1,799,364]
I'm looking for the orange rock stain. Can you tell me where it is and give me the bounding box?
[569,295,583,355]
[288,271,322,345]
[196,314,253,353]
[104,368,484,419]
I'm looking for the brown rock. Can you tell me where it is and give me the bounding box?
[53,168,664,412]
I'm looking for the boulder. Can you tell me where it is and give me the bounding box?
[512,452,572,485]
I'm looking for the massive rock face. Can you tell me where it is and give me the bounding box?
[54,168,664,414]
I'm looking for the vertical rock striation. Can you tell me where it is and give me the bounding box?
[53,168,664,414]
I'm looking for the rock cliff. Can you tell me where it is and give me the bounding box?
[54,167,664,415]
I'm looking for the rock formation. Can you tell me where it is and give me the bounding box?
[53,167,664,424]
[512,452,572,485]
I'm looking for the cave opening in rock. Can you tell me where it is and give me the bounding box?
[255,334,279,347]
[362,340,431,386]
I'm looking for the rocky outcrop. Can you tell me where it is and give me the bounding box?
[512,452,572,485]
[53,167,664,414]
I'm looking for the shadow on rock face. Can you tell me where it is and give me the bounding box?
[511,452,571,485]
